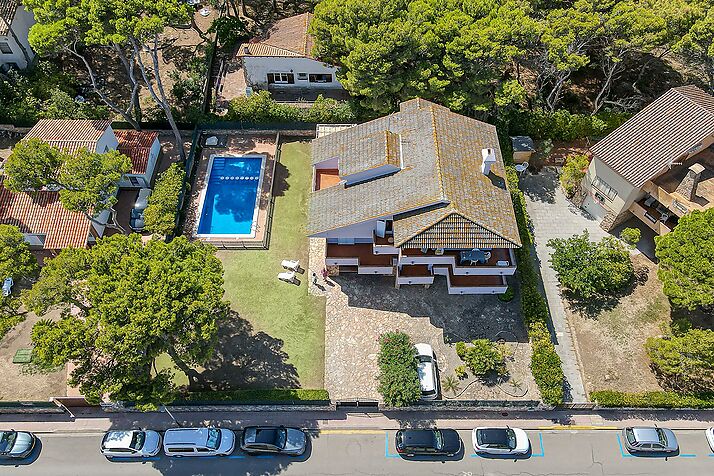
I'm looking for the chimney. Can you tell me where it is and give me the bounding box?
[675,163,705,201]
[481,148,496,175]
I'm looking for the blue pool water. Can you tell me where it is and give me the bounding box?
[197,156,264,235]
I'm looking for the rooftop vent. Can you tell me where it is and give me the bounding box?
[481,148,496,175]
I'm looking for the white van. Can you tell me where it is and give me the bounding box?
[163,428,235,457]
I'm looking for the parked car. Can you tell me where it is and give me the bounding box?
[395,428,461,457]
[163,428,235,457]
[129,188,152,231]
[706,428,714,452]
[0,430,36,459]
[240,426,307,456]
[622,427,678,453]
[101,430,162,458]
[414,343,438,401]
[472,427,530,455]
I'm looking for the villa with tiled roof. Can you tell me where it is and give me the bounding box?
[308,98,521,295]
[0,0,35,70]
[237,13,344,95]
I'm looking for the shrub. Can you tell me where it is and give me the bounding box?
[377,332,421,407]
[208,16,248,52]
[548,231,634,298]
[454,365,468,379]
[456,339,505,377]
[591,390,714,409]
[179,388,330,403]
[227,90,358,124]
[559,154,589,198]
[506,109,630,141]
[645,329,714,392]
[497,285,515,302]
[529,322,565,405]
[521,283,549,327]
[620,227,641,249]
[0,313,24,340]
[143,163,186,236]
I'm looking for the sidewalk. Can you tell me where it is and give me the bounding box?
[1,408,713,433]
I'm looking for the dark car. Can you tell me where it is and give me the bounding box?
[0,430,36,459]
[622,427,679,454]
[395,429,461,457]
[240,426,307,456]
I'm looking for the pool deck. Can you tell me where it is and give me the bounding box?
[185,132,278,247]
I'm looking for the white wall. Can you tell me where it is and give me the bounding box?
[343,164,400,186]
[0,6,36,70]
[582,158,640,216]
[243,56,343,90]
[314,219,387,240]
[96,126,119,154]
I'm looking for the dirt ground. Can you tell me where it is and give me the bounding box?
[568,254,669,395]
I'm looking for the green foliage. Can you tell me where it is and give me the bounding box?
[529,321,565,405]
[454,365,468,380]
[521,283,550,327]
[143,163,186,236]
[27,235,229,408]
[591,390,714,409]
[497,285,515,302]
[0,224,39,284]
[169,44,211,121]
[179,388,330,403]
[377,332,421,407]
[548,231,634,298]
[208,16,249,52]
[559,154,589,198]
[646,329,714,392]
[674,8,714,92]
[655,209,714,309]
[441,375,461,395]
[506,109,631,141]
[226,90,358,123]
[456,339,505,377]
[620,227,641,249]
[0,314,25,341]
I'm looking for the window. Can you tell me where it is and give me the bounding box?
[129,176,141,186]
[167,447,194,453]
[0,42,12,54]
[591,176,617,200]
[297,72,308,80]
[309,73,333,83]
[267,72,294,84]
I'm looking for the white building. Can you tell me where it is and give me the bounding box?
[238,13,344,95]
[0,0,35,71]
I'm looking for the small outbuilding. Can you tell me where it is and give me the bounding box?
[510,136,535,164]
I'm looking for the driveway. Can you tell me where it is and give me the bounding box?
[311,265,539,403]
[520,167,609,403]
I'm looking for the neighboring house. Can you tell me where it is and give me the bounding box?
[238,13,343,94]
[580,85,714,235]
[308,98,522,295]
[0,0,35,71]
[115,129,161,188]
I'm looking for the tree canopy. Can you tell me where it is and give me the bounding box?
[646,329,714,392]
[143,163,185,236]
[0,225,39,284]
[655,209,714,309]
[25,234,229,408]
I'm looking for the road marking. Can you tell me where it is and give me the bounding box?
[538,425,618,430]
[319,429,385,435]
[678,454,697,458]
[616,434,634,458]
[384,432,400,458]
[532,433,545,457]
[227,455,246,459]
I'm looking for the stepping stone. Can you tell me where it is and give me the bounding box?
[13,348,33,364]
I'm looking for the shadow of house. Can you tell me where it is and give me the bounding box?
[186,312,300,391]
[333,275,528,344]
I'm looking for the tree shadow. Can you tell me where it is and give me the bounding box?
[271,161,291,197]
[186,311,300,391]
[520,168,558,204]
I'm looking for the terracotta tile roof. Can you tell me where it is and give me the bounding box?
[590,85,714,188]
[238,13,314,58]
[114,129,159,175]
[0,0,19,36]
[24,119,111,155]
[308,98,521,249]
[0,178,92,249]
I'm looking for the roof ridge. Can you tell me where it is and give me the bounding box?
[393,207,454,247]
[672,86,714,119]
[450,209,522,247]
[429,105,446,201]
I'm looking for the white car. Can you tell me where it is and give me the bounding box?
[163,427,235,457]
[472,427,530,455]
[706,427,714,452]
[101,430,161,458]
[415,343,439,400]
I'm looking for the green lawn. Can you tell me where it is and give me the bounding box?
[218,141,326,389]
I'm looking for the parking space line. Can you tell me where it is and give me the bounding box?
[384,432,400,458]
[678,454,697,458]
[227,455,246,459]
[616,434,634,458]
[256,455,274,459]
[531,432,545,457]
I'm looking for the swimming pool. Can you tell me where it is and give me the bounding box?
[196,154,266,238]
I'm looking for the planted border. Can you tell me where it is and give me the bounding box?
[592,390,714,409]
[177,389,330,405]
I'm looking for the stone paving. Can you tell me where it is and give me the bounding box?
[309,239,539,403]
[520,167,609,403]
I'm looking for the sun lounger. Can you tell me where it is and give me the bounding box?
[281,259,300,271]
[278,271,297,284]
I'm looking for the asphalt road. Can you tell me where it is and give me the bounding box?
[3,429,713,475]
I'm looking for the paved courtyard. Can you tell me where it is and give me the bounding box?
[520,167,609,402]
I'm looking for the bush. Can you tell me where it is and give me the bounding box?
[521,283,549,327]
[529,322,565,405]
[178,388,330,403]
[454,365,468,379]
[456,339,505,377]
[559,154,589,198]
[497,285,515,302]
[548,231,634,298]
[620,227,641,249]
[0,313,24,340]
[143,163,186,236]
[208,16,249,52]
[227,90,358,124]
[645,329,714,392]
[377,332,421,407]
[591,390,714,409]
[506,109,630,141]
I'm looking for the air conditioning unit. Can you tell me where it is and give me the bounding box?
[435,248,445,256]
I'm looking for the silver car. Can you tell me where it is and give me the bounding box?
[622,427,678,453]
[101,430,161,458]
[0,430,36,459]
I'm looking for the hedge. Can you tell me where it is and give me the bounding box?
[178,389,330,404]
[591,391,714,409]
[505,109,630,141]
[226,90,359,124]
